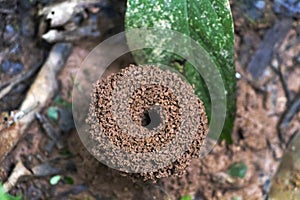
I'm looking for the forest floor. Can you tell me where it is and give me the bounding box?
[0,0,300,199]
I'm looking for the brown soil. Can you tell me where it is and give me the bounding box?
[0,0,300,199]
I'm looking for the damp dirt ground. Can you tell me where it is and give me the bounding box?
[0,0,300,199]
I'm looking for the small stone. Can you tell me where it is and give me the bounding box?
[1,60,24,75]
[58,108,75,133]
[255,0,266,10]
[3,24,17,41]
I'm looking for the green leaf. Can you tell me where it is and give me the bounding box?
[47,106,59,122]
[54,96,72,110]
[64,176,74,185]
[50,175,61,185]
[59,149,72,156]
[0,183,22,200]
[180,195,192,200]
[228,162,247,178]
[126,0,236,143]
[233,196,242,200]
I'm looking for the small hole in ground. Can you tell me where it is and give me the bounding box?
[141,111,151,127]
[141,108,162,130]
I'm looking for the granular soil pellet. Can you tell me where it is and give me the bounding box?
[87,64,208,180]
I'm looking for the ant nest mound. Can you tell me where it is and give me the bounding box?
[87,64,208,180]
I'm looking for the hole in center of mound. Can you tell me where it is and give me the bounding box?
[141,107,162,130]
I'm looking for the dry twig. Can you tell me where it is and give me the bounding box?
[0,43,72,162]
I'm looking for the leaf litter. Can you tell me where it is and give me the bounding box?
[0,0,300,199]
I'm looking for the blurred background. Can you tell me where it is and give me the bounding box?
[0,0,299,199]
